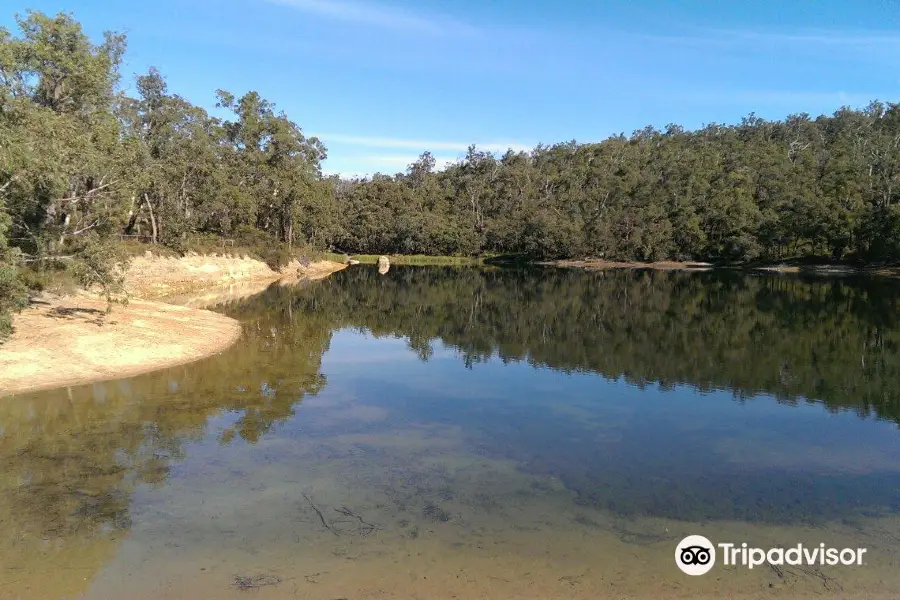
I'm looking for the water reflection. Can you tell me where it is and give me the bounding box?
[297,267,900,423]
[1,267,900,599]
[0,283,334,598]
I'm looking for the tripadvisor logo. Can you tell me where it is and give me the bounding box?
[675,535,867,576]
[676,535,716,575]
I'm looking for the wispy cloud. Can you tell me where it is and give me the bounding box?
[317,133,533,154]
[263,0,479,37]
[710,28,900,46]
[671,90,885,108]
[645,27,900,48]
[360,154,458,166]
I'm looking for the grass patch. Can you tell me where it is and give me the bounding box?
[344,254,484,266]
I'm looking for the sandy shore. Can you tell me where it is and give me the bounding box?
[125,254,347,298]
[0,257,347,397]
[0,294,241,397]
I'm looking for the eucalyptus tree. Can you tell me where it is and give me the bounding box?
[216,90,330,248]
[0,10,131,301]
[122,68,205,245]
[6,8,900,341]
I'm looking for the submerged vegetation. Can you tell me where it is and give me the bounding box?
[4,10,900,333]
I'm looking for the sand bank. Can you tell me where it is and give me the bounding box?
[125,253,346,298]
[0,257,347,397]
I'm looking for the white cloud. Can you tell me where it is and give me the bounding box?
[263,0,479,37]
[317,133,532,154]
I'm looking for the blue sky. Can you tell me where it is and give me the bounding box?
[4,0,900,176]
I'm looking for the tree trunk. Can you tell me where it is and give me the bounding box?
[144,193,158,244]
[124,193,138,234]
[58,211,71,247]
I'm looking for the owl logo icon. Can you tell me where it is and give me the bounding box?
[676,535,716,575]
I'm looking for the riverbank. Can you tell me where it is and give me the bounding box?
[125,252,348,298]
[546,258,900,278]
[0,256,347,397]
[547,259,713,271]
[0,294,242,397]
[342,253,900,278]
[343,253,483,266]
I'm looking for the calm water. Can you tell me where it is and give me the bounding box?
[2,266,900,599]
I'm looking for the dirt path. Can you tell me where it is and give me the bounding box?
[0,257,347,397]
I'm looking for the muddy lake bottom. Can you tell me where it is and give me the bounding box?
[2,266,900,599]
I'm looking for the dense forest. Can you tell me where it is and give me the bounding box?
[4,11,900,335]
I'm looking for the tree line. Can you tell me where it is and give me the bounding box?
[336,110,900,262]
[4,10,900,335]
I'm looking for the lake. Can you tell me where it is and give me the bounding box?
[2,266,899,599]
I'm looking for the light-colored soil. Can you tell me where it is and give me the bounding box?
[125,252,346,298]
[0,294,241,397]
[279,258,349,281]
[0,256,347,397]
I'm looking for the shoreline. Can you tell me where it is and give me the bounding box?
[0,295,242,397]
[546,259,714,271]
[0,258,347,398]
[339,253,900,279]
[545,258,900,278]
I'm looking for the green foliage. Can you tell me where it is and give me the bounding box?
[229,226,291,270]
[0,253,26,339]
[67,233,126,302]
[1,10,129,316]
[0,10,332,324]
[0,196,26,339]
[3,6,900,336]
[337,107,900,263]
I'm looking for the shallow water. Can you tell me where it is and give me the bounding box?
[2,267,900,599]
